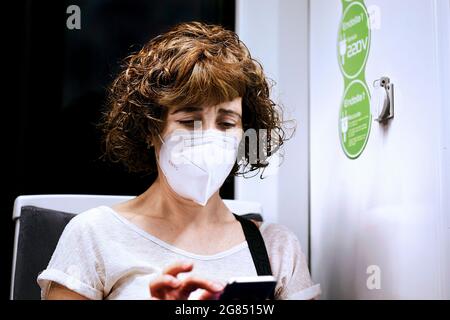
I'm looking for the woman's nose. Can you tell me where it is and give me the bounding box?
[200,112,219,131]
[201,120,219,131]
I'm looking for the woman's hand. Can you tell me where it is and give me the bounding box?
[149,262,224,300]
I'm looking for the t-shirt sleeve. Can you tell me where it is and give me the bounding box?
[37,212,105,300]
[262,223,321,300]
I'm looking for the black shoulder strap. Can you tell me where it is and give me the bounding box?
[233,213,273,276]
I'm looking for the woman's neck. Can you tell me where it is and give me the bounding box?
[134,175,233,227]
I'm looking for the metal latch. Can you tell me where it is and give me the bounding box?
[373,77,394,123]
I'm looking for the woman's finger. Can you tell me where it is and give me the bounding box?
[197,289,223,300]
[179,276,224,297]
[149,274,181,299]
[163,261,194,277]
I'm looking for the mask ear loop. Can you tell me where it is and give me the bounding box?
[152,134,165,165]
[157,134,165,145]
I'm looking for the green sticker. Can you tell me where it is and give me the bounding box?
[338,80,371,159]
[338,0,372,159]
[338,1,371,79]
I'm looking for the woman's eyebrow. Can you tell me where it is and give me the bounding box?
[218,108,242,119]
[170,106,203,115]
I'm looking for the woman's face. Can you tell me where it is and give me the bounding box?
[153,97,243,201]
[159,96,243,144]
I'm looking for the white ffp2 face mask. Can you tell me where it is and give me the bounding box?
[158,129,240,206]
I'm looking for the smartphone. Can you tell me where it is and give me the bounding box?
[219,276,277,300]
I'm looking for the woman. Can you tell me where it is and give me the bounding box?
[37,21,320,300]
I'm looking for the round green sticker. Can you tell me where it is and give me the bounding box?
[338,0,371,159]
[338,80,371,159]
[337,1,371,79]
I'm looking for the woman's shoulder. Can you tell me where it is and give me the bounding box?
[260,222,298,241]
[259,222,305,252]
[258,222,318,299]
[54,205,126,255]
[64,206,116,235]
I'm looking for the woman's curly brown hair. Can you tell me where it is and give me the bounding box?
[100,21,290,177]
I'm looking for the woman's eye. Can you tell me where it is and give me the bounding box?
[177,120,236,129]
[220,122,236,128]
[177,120,196,127]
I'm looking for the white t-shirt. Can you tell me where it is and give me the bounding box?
[37,206,321,300]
